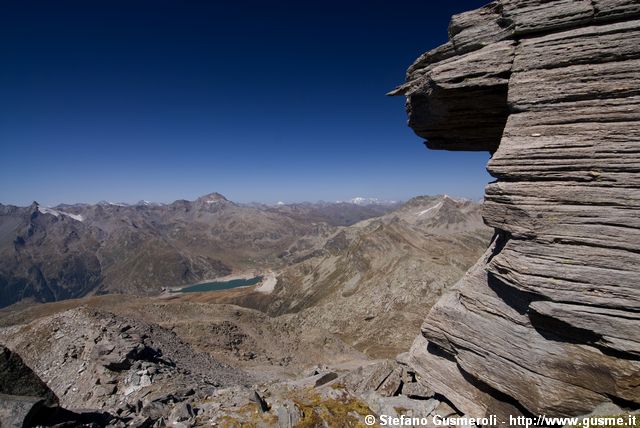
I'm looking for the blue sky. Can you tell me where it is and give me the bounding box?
[1,0,490,206]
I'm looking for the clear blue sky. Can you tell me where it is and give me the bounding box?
[1,0,490,206]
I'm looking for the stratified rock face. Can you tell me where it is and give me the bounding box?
[392,0,640,418]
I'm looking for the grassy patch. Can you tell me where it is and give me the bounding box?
[201,388,375,427]
[394,406,410,416]
[292,388,375,428]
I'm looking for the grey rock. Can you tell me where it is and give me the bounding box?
[0,394,49,428]
[314,372,338,387]
[392,0,640,418]
[0,345,57,405]
[140,401,166,420]
[251,390,270,412]
[272,399,303,428]
[376,367,403,397]
[127,415,154,428]
[502,0,594,35]
[360,391,439,422]
[529,301,640,356]
[340,360,400,395]
[449,2,514,53]
[168,402,194,423]
[401,382,433,400]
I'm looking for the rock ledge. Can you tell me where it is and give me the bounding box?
[392,0,640,418]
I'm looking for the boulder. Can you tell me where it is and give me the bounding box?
[0,345,57,405]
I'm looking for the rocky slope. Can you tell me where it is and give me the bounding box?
[0,295,448,427]
[228,195,491,357]
[0,203,103,308]
[0,194,398,308]
[4,287,508,428]
[0,305,255,427]
[391,0,640,419]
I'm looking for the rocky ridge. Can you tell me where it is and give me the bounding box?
[0,299,460,427]
[0,307,249,409]
[0,307,254,427]
[391,0,640,419]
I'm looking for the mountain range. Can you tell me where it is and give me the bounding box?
[0,193,411,308]
[0,192,492,426]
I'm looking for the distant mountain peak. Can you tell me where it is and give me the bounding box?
[196,192,228,204]
[441,194,470,204]
[97,200,128,207]
[347,197,397,206]
[135,200,164,207]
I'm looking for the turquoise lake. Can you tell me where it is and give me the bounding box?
[177,276,263,293]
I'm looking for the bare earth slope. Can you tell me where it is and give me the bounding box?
[391,0,640,419]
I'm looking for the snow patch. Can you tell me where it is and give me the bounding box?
[38,206,84,222]
[38,206,60,217]
[98,200,128,207]
[417,202,443,217]
[348,197,397,206]
[350,197,376,205]
[64,212,85,222]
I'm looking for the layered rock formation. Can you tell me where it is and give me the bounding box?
[391,0,640,419]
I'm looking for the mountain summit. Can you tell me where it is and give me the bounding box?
[195,192,228,204]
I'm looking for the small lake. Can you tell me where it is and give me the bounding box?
[176,276,263,293]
